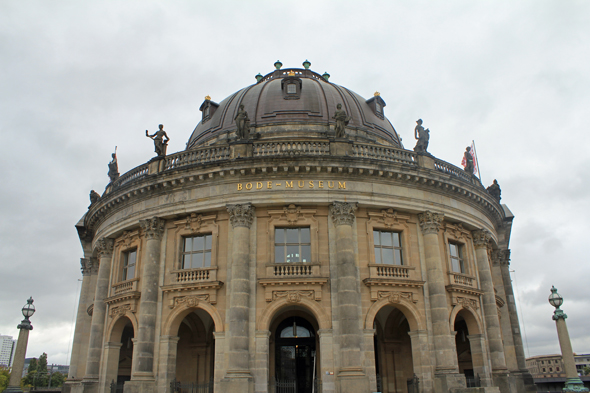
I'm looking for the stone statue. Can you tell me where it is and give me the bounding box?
[89,190,101,205]
[332,103,351,138]
[146,124,170,157]
[107,151,119,183]
[235,104,250,140]
[463,146,474,175]
[487,179,502,201]
[413,119,430,153]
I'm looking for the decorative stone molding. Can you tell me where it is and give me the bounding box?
[109,303,135,318]
[444,223,471,241]
[377,290,417,304]
[330,201,357,226]
[115,230,139,248]
[87,303,94,316]
[472,229,492,249]
[267,205,318,264]
[417,211,444,235]
[272,290,315,303]
[80,258,93,276]
[282,204,303,224]
[456,296,479,310]
[162,281,223,305]
[227,203,255,228]
[495,295,505,309]
[95,237,114,258]
[367,208,410,229]
[183,213,203,233]
[492,249,511,266]
[140,217,166,240]
[170,294,210,309]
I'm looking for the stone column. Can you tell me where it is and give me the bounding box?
[317,329,335,393]
[156,336,180,393]
[466,334,493,387]
[553,304,589,392]
[68,258,98,380]
[253,331,270,393]
[99,342,123,391]
[408,330,433,393]
[131,217,165,379]
[417,211,465,391]
[472,230,509,391]
[220,203,255,393]
[363,329,377,393]
[6,318,32,392]
[330,201,368,393]
[213,332,226,392]
[83,237,114,388]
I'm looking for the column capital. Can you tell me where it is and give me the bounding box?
[492,249,511,266]
[95,237,114,258]
[472,229,492,250]
[330,201,357,226]
[417,211,444,235]
[553,310,568,321]
[80,258,92,276]
[140,217,166,240]
[227,203,255,228]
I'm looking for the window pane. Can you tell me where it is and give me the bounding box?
[381,232,393,247]
[204,252,211,267]
[286,228,298,243]
[182,254,191,269]
[393,233,400,247]
[296,326,311,338]
[275,245,285,263]
[286,245,299,263]
[374,248,381,264]
[451,258,460,273]
[382,248,394,265]
[193,236,204,252]
[373,230,380,246]
[129,251,137,265]
[459,260,465,273]
[287,84,296,94]
[205,235,212,250]
[300,227,310,243]
[450,244,458,257]
[300,245,311,263]
[275,228,285,244]
[184,238,192,252]
[192,252,203,269]
[127,264,135,279]
[394,249,403,265]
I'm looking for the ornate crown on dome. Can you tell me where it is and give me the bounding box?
[186,61,403,149]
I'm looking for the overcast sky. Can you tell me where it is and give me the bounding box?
[1,1,589,366]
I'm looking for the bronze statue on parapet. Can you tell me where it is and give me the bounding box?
[413,119,430,153]
[107,149,119,183]
[333,103,351,138]
[235,104,250,140]
[463,146,474,175]
[146,124,170,157]
[487,179,501,201]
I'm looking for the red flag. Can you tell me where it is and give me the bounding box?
[461,141,479,176]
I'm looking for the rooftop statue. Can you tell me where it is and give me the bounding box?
[463,146,474,175]
[146,124,170,157]
[333,103,351,138]
[235,104,250,140]
[107,150,119,183]
[89,190,101,207]
[487,179,502,201]
[413,119,430,153]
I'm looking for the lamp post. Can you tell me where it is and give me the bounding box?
[548,286,588,392]
[5,297,35,393]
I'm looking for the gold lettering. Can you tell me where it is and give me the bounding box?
[338,181,346,189]
[286,181,293,188]
[275,183,281,187]
[256,182,263,190]
[318,181,324,188]
[267,181,272,189]
[237,183,243,191]
[298,180,304,188]
[328,181,335,189]
[309,181,314,188]
[246,183,253,190]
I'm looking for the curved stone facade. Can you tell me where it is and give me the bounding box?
[65,65,535,393]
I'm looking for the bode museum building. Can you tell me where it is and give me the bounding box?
[65,62,535,393]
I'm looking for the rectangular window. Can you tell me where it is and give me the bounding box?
[275,227,311,263]
[287,84,296,94]
[373,230,403,265]
[122,249,137,281]
[182,234,212,269]
[449,242,465,273]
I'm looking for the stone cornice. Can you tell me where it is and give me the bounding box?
[362,278,425,289]
[139,217,166,240]
[227,203,255,228]
[330,201,357,226]
[472,229,492,250]
[418,211,444,235]
[95,237,114,258]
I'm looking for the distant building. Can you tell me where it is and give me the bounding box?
[526,354,590,391]
[0,334,16,367]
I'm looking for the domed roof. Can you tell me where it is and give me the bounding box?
[186,65,403,149]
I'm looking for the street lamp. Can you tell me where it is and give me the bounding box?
[548,286,588,392]
[5,297,35,393]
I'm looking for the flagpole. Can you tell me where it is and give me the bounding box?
[472,140,482,181]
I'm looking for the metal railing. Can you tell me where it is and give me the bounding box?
[110,380,124,393]
[269,379,297,393]
[170,378,213,393]
[466,374,481,388]
[407,374,420,393]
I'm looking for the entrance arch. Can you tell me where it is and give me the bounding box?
[269,308,320,393]
[103,315,135,387]
[452,307,487,385]
[175,309,216,385]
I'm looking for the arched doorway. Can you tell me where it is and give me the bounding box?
[117,321,134,383]
[373,305,414,393]
[454,314,473,378]
[175,309,215,387]
[270,311,319,393]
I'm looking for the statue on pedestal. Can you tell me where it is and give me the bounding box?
[463,146,474,175]
[107,150,119,183]
[487,179,501,201]
[146,124,170,157]
[235,105,250,140]
[413,119,430,153]
[333,103,351,138]
[89,190,101,207]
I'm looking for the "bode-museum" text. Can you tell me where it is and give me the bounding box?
[237,180,346,191]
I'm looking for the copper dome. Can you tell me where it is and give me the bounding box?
[186,67,403,149]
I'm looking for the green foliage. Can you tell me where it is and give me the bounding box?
[0,366,10,392]
[583,365,590,376]
[50,371,66,387]
[21,353,50,389]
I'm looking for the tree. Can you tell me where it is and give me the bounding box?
[21,353,49,389]
[50,371,66,388]
[0,366,10,393]
[583,365,590,376]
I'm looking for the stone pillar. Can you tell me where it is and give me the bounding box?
[253,331,270,393]
[417,211,465,391]
[220,203,255,393]
[317,329,335,393]
[363,329,377,393]
[68,258,98,380]
[467,334,493,387]
[553,308,588,392]
[472,230,509,391]
[213,332,226,392]
[408,330,434,393]
[99,342,123,392]
[157,336,179,393]
[6,322,32,392]
[330,201,369,393]
[83,237,114,389]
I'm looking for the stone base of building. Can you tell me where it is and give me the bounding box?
[434,370,466,392]
[450,388,500,393]
[219,370,254,393]
[512,370,539,393]
[80,380,99,393]
[124,377,157,393]
[491,370,510,393]
[336,368,368,393]
[62,379,84,393]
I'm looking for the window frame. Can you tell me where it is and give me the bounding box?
[171,213,219,273]
[274,227,312,263]
[366,209,413,267]
[266,205,319,265]
[372,230,404,266]
[448,242,466,274]
[443,223,476,278]
[121,248,138,281]
[181,233,213,269]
